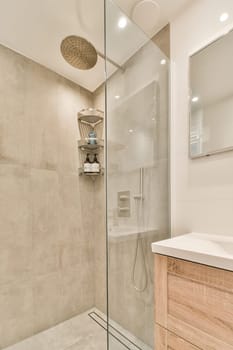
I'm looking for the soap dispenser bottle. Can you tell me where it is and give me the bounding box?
[88,130,97,145]
[92,154,100,173]
[84,154,91,173]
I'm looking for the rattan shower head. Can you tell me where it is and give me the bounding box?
[60,35,98,70]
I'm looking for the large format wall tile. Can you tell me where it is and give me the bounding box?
[0,44,95,348]
[61,265,94,320]
[0,165,30,242]
[33,272,64,333]
[26,62,60,170]
[0,165,32,286]
[0,47,30,166]
[0,281,34,349]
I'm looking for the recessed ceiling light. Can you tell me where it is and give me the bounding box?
[160,59,166,65]
[192,96,199,103]
[128,129,134,133]
[152,117,156,121]
[220,12,229,22]
[132,0,160,36]
[118,16,128,29]
[115,95,120,99]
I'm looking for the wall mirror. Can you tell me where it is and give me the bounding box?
[189,29,233,158]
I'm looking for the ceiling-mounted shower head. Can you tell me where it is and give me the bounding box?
[61,35,123,71]
[60,35,98,70]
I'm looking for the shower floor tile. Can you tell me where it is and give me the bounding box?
[4,310,107,350]
[4,309,151,350]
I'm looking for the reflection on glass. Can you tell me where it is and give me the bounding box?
[105,1,170,349]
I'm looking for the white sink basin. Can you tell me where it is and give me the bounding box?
[151,233,233,271]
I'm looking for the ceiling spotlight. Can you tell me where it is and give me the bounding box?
[160,59,166,65]
[128,129,134,133]
[220,12,229,22]
[115,95,120,99]
[192,96,199,103]
[131,0,160,35]
[118,16,128,29]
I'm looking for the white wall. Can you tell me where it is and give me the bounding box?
[170,0,233,236]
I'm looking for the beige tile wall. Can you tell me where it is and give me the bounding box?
[0,44,95,349]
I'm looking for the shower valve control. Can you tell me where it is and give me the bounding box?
[118,191,131,217]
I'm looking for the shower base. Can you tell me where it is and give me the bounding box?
[4,309,152,350]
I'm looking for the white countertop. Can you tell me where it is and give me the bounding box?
[151,233,233,272]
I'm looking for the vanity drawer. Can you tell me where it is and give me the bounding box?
[155,254,233,350]
[155,324,199,350]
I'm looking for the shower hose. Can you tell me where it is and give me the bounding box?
[131,167,148,292]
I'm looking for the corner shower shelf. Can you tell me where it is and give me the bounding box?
[77,108,104,180]
[78,139,104,152]
[78,108,104,126]
[79,167,104,177]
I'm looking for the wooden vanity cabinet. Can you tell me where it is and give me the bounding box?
[154,254,233,350]
[156,325,199,350]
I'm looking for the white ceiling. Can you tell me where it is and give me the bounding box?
[0,0,193,92]
[114,0,194,37]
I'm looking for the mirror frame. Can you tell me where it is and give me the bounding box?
[189,27,233,159]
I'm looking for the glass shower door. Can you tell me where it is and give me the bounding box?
[105,1,170,349]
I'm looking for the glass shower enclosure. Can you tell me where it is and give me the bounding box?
[105,1,170,349]
[0,0,169,349]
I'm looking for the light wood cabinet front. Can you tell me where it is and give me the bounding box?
[155,325,200,350]
[154,254,233,350]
